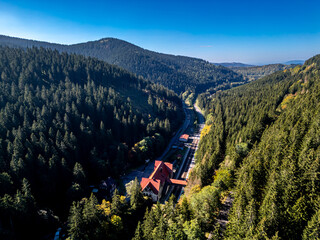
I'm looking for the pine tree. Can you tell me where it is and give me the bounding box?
[133,221,144,240]
[73,162,86,185]
[126,177,144,210]
[183,219,205,240]
[68,201,85,240]
[111,189,122,216]
[302,208,320,240]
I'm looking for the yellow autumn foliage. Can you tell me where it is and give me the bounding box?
[282,94,295,104]
[280,94,296,110]
[190,184,201,194]
[120,195,126,203]
[97,199,111,216]
[111,215,123,230]
[291,65,301,75]
[201,124,212,138]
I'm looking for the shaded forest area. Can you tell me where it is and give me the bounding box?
[0,47,183,239]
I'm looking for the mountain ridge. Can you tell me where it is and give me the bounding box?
[0,34,245,93]
[213,62,256,68]
[229,63,298,81]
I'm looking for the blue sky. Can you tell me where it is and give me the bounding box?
[0,0,319,64]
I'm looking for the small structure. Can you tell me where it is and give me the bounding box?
[168,179,187,186]
[140,160,187,202]
[179,134,189,142]
[98,177,116,199]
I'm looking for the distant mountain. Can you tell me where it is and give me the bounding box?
[284,60,305,65]
[213,62,255,68]
[0,35,245,93]
[230,63,297,81]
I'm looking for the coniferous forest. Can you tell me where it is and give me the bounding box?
[0,46,183,239]
[182,55,320,239]
[229,63,298,81]
[0,38,320,240]
[132,55,320,240]
[0,35,246,94]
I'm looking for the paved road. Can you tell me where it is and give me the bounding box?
[165,105,205,201]
[163,104,205,202]
[181,138,199,179]
[121,101,191,186]
[194,104,205,124]
[182,104,205,181]
[158,103,190,160]
[121,161,156,186]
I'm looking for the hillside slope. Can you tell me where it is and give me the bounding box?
[0,47,183,239]
[193,55,320,239]
[213,62,255,68]
[230,63,297,81]
[0,35,245,93]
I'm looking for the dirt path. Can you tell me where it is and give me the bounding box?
[217,192,234,230]
[208,191,234,239]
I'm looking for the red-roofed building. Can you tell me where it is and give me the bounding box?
[140,161,187,202]
[179,134,189,142]
[140,178,161,201]
[141,161,173,201]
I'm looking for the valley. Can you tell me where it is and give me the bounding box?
[0,35,318,240]
[162,103,205,203]
[0,0,318,239]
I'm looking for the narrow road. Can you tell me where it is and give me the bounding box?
[163,104,205,202]
[121,101,190,186]
[158,102,190,160]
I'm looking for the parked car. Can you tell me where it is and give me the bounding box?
[54,228,61,240]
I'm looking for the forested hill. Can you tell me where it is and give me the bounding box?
[213,62,255,68]
[0,46,183,239]
[0,35,245,93]
[230,63,298,81]
[191,54,320,239]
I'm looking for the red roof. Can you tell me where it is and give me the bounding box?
[154,160,173,173]
[141,161,173,195]
[141,178,161,194]
[179,134,189,140]
[140,161,188,197]
[168,179,187,186]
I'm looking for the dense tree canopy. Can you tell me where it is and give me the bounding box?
[192,55,320,239]
[0,46,183,239]
[1,35,320,240]
[139,54,320,239]
[229,63,298,81]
